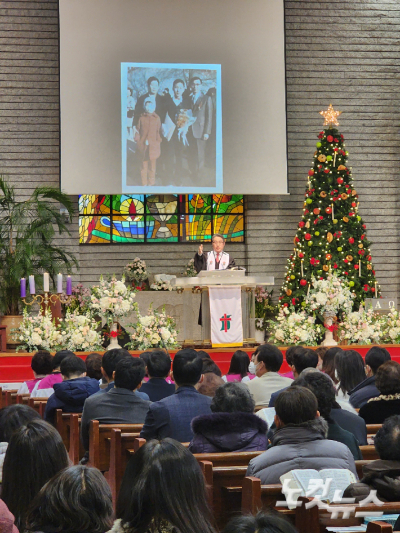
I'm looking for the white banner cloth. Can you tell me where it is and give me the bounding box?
[209,285,243,347]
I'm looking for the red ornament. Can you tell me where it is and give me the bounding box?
[314,219,318,225]
[333,263,338,269]
[283,303,288,307]
[327,135,333,142]
[292,298,296,305]
[373,270,375,275]
[348,237,354,244]
[371,287,375,293]
[300,279,307,286]
[363,284,369,292]
[349,212,355,217]
[304,210,309,215]
[358,250,365,255]
[361,234,365,240]
[299,221,305,228]
[324,168,330,174]
[334,138,339,143]
[319,216,323,220]
[318,131,324,139]
[305,233,311,241]
[334,147,338,152]
[351,202,357,208]
[344,259,348,264]
[337,177,344,185]
[344,271,348,275]
[313,208,320,215]
[298,252,304,259]
[325,207,332,214]
[308,170,314,176]
[354,264,359,270]
[295,237,300,243]
[332,197,339,202]
[367,255,372,261]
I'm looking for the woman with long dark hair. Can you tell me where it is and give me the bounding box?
[2,419,69,531]
[335,350,366,404]
[26,465,114,533]
[223,350,253,382]
[112,438,216,533]
[322,346,343,384]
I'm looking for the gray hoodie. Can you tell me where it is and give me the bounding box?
[246,417,357,484]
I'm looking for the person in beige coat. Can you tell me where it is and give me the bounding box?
[245,344,293,407]
[134,98,162,186]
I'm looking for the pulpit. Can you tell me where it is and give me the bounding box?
[172,271,274,347]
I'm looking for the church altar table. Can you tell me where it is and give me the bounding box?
[2,345,400,383]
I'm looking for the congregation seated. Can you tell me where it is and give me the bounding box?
[222,511,297,533]
[279,345,299,379]
[2,419,69,531]
[295,372,362,459]
[85,352,103,381]
[315,345,328,371]
[334,349,366,408]
[190,382,268,453]
[25,465,114,533]
[44,355,100,425]
[222,349,254,383]
[31,349,75,398]
[97,349,149,400]
[245,344,293,407]
[140,349,212,442]
[197,359,225,398]
[246,386,357,484]
[139,350,175,401]
[0,405,41,483]
[344,414,400,502]
[359,361,400,424]
[17,350,53,395]
[349,346,391,409]
[81,357,150,451]
[112,438,216,533]
[268,347,318,407]
[329,396,368,445]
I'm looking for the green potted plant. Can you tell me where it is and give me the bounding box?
[0,176,77,344]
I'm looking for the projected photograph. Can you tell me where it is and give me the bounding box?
[121,63,222,193]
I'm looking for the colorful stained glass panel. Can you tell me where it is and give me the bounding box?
[79,195,111,215]
[146,215,178,242]
[213,214,244,242]
[112,195,144,215]
[79,216,111,243]
[180,194,213,214]
[111,215,145,242]
[180,214,212,241]
[213,194,244,213]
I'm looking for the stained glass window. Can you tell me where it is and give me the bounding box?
[79,194,244,243]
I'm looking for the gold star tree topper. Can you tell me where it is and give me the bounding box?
[320,103,342,127]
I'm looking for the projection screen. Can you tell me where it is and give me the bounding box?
[59,0,287,195]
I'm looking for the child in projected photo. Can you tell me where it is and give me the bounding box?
[134,98,162,186]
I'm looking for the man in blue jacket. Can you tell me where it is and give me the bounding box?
[140,349,212,442]
[44,355,99,425]
[139,350,175,402]
[349,346,391,408]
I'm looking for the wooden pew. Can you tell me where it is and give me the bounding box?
[55,410,83,464]
[356,459,374,479]
[360,444,379,460]
[193,450,263,467]
[4,389,18,406]
[366,424,382,436]
[16,394,30,405]
[366,523,394,533]
[28,397,48,417]
[87,421,143,471]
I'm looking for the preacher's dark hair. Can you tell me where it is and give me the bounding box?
[293,348,318,375]
[222,510,298,533]
[114,357,145,390]
[31,350,53,375]
[211,383,255,414]
[254,344,283,372]
[275,386,318,425]
[365,346,391,375]
[335,350,365,395]
[295,372,336,420]
[173,349,203,386]
[375,361,400,395]
[0,405,41,443]
[322,346,343,383]
[173,78,185,89]
[147,350,171,378]
[374,415,400,460]
[2,419,69,532]
[227,350,250,379]
[147,76,159,87]
[116,439,216,533]
[53,350,75,370]
[202,359,222,377]
[85,353,102,380]
[60,356,86,379]
[102,348,131,379]
[25,465,114,533]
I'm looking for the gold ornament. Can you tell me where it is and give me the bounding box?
[320,191,327,198]
[303,202,307,207]
[323,265,329,271]
[338,165,347,171]
[305,221,310,228]
[343,216,349,223]
[293,236,297,245]
[367,264,372,270]
[352,189,357,196]
[320,103,342,127]
[286,289,292,296]
[346,255,353,261]
[326,253,332,260]
[318,154,327,163]
[327,232,333,243]
[341,193,348,200]
[358,243,364,249]
[314,151,318,156]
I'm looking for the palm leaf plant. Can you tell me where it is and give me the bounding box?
[0,176,78,315]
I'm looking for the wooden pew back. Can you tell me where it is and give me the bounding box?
[360,444,379,460]
[28,397,48,417]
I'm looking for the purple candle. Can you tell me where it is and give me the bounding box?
[66,276,72,295]
[20,278,26,298]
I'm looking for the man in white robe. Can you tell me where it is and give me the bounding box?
[194,233,235,272]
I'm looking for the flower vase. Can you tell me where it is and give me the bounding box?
[321,313,338,347]
[255,329,265,344]
[108,322,122,350]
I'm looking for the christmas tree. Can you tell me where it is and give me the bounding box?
[279,105,380,311]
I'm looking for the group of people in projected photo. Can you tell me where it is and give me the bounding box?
[125,68,218,188]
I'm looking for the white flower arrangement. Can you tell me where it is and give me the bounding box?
[59,311,103,352]
[150,274,176,291]
[183,258,197,277]
[268,306,324,346]
[124,258,149,282]
[89,275,136,325]
[305,273,354,318]
[12,308,63,352]
[380,308,400,344]
[126,305,178,350]
[338,306,383,345]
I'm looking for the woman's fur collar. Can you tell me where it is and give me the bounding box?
[192,411,268,434]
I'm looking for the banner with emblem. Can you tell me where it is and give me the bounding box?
[209,286,243,347]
